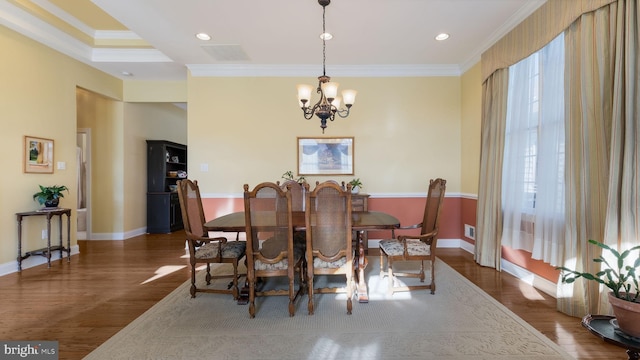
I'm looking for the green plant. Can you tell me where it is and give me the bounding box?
[32,185,69,206]
[281,171,306,184]
[348,178,363,189]
[557,239,640,302]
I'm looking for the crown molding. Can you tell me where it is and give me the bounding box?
[92,48,172,62]
[187,64,462,78]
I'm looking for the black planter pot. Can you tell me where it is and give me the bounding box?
[44,199,59,208]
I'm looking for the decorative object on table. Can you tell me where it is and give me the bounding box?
[177,170,187,178]
[24,136,54,173]
[167,171,178,178]
[348,178,363,194]
[281,170,306,184]
[557,239,640,338]
[298,137,354,175]
[32,184,69,208]
[296,0,357,133]
[171,156,180,163]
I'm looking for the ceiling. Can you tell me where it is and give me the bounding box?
[0,0,546,81]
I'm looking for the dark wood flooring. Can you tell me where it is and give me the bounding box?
[0,232,625,359]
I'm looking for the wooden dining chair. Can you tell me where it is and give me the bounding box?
[176,179,246,299]
[277,180,306,211]
[304,181,355,315]
[379,178,446,295]
[277,180,307,251]
[243,182,306,318]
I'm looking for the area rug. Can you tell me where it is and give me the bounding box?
[84,258,574,360]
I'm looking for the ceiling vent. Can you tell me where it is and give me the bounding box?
[201,44,250,61]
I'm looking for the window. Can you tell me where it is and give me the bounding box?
[501,33,565,263]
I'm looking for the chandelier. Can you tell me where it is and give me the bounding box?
[297,0,357,133]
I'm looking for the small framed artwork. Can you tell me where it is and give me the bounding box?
[297,137,354,175]
[24,136,54,174]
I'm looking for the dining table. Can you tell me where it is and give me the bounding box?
[204,210,400,303]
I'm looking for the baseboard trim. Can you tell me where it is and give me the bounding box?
[87,227,147,241]
[369,237,557,299]
[0,245,80,276]
[501,258,558,298]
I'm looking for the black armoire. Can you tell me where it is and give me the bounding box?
[146,140,187,233]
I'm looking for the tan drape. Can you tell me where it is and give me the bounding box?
[558,0,640,317]
[477,1,638,292]
[475,69,508,270]
[482,0,617,82]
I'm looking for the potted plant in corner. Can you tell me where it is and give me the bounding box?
[557,239,640,338]
[348,178,363,194]
[33,185,69,208]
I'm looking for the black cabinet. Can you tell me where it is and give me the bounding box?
[146,140,187,233]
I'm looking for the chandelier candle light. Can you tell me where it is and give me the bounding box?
[297,0,357,133]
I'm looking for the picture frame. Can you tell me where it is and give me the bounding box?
[24,136,54,174]
[297,137,354,175]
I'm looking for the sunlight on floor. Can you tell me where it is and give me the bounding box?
[308,337,380,360]
[141,265,187,284]
[517,281,547,300]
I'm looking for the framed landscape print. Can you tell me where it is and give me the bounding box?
[24,136,54,174]
[297,137,354,175]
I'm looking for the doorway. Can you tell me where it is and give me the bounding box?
[76,129,91,239]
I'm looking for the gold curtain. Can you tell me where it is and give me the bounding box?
[481,0,617,82]
[558,0,640,317]
[474,69,508,270]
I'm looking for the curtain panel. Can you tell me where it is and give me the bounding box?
[475,69,508,270]
[481,0,616,82]
[558,0,640,317]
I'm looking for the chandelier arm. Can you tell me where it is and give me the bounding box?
[335,107,351,118]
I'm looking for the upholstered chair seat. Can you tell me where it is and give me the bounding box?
[378,239,431,257]
[195,241,246,260]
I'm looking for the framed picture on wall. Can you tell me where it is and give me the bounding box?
[24,136,54,174]
[297,137,354,175]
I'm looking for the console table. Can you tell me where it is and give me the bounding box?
[17,208,71,271]
[582,314,640,360]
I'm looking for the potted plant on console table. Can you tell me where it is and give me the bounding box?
[348,178,363,194]
[33,185,69,208]
[557,239,640,338]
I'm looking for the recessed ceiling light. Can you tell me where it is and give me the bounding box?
[435,33,450,41]
[320,32,333,40]
[196,33,211,41]
[121,71,133,76]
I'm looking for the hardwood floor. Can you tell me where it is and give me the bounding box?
[0,232,625,359]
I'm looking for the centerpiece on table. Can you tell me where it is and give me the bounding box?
[348,178,363,194]
[33,185,69,208]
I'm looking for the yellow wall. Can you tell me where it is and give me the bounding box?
[123,103,187,232]
[2,24,188,268]
[187,76,462,194]
[460,63,482,195]
[76,88,122,234]
[123,81,187,103]
[1,25,121,266]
